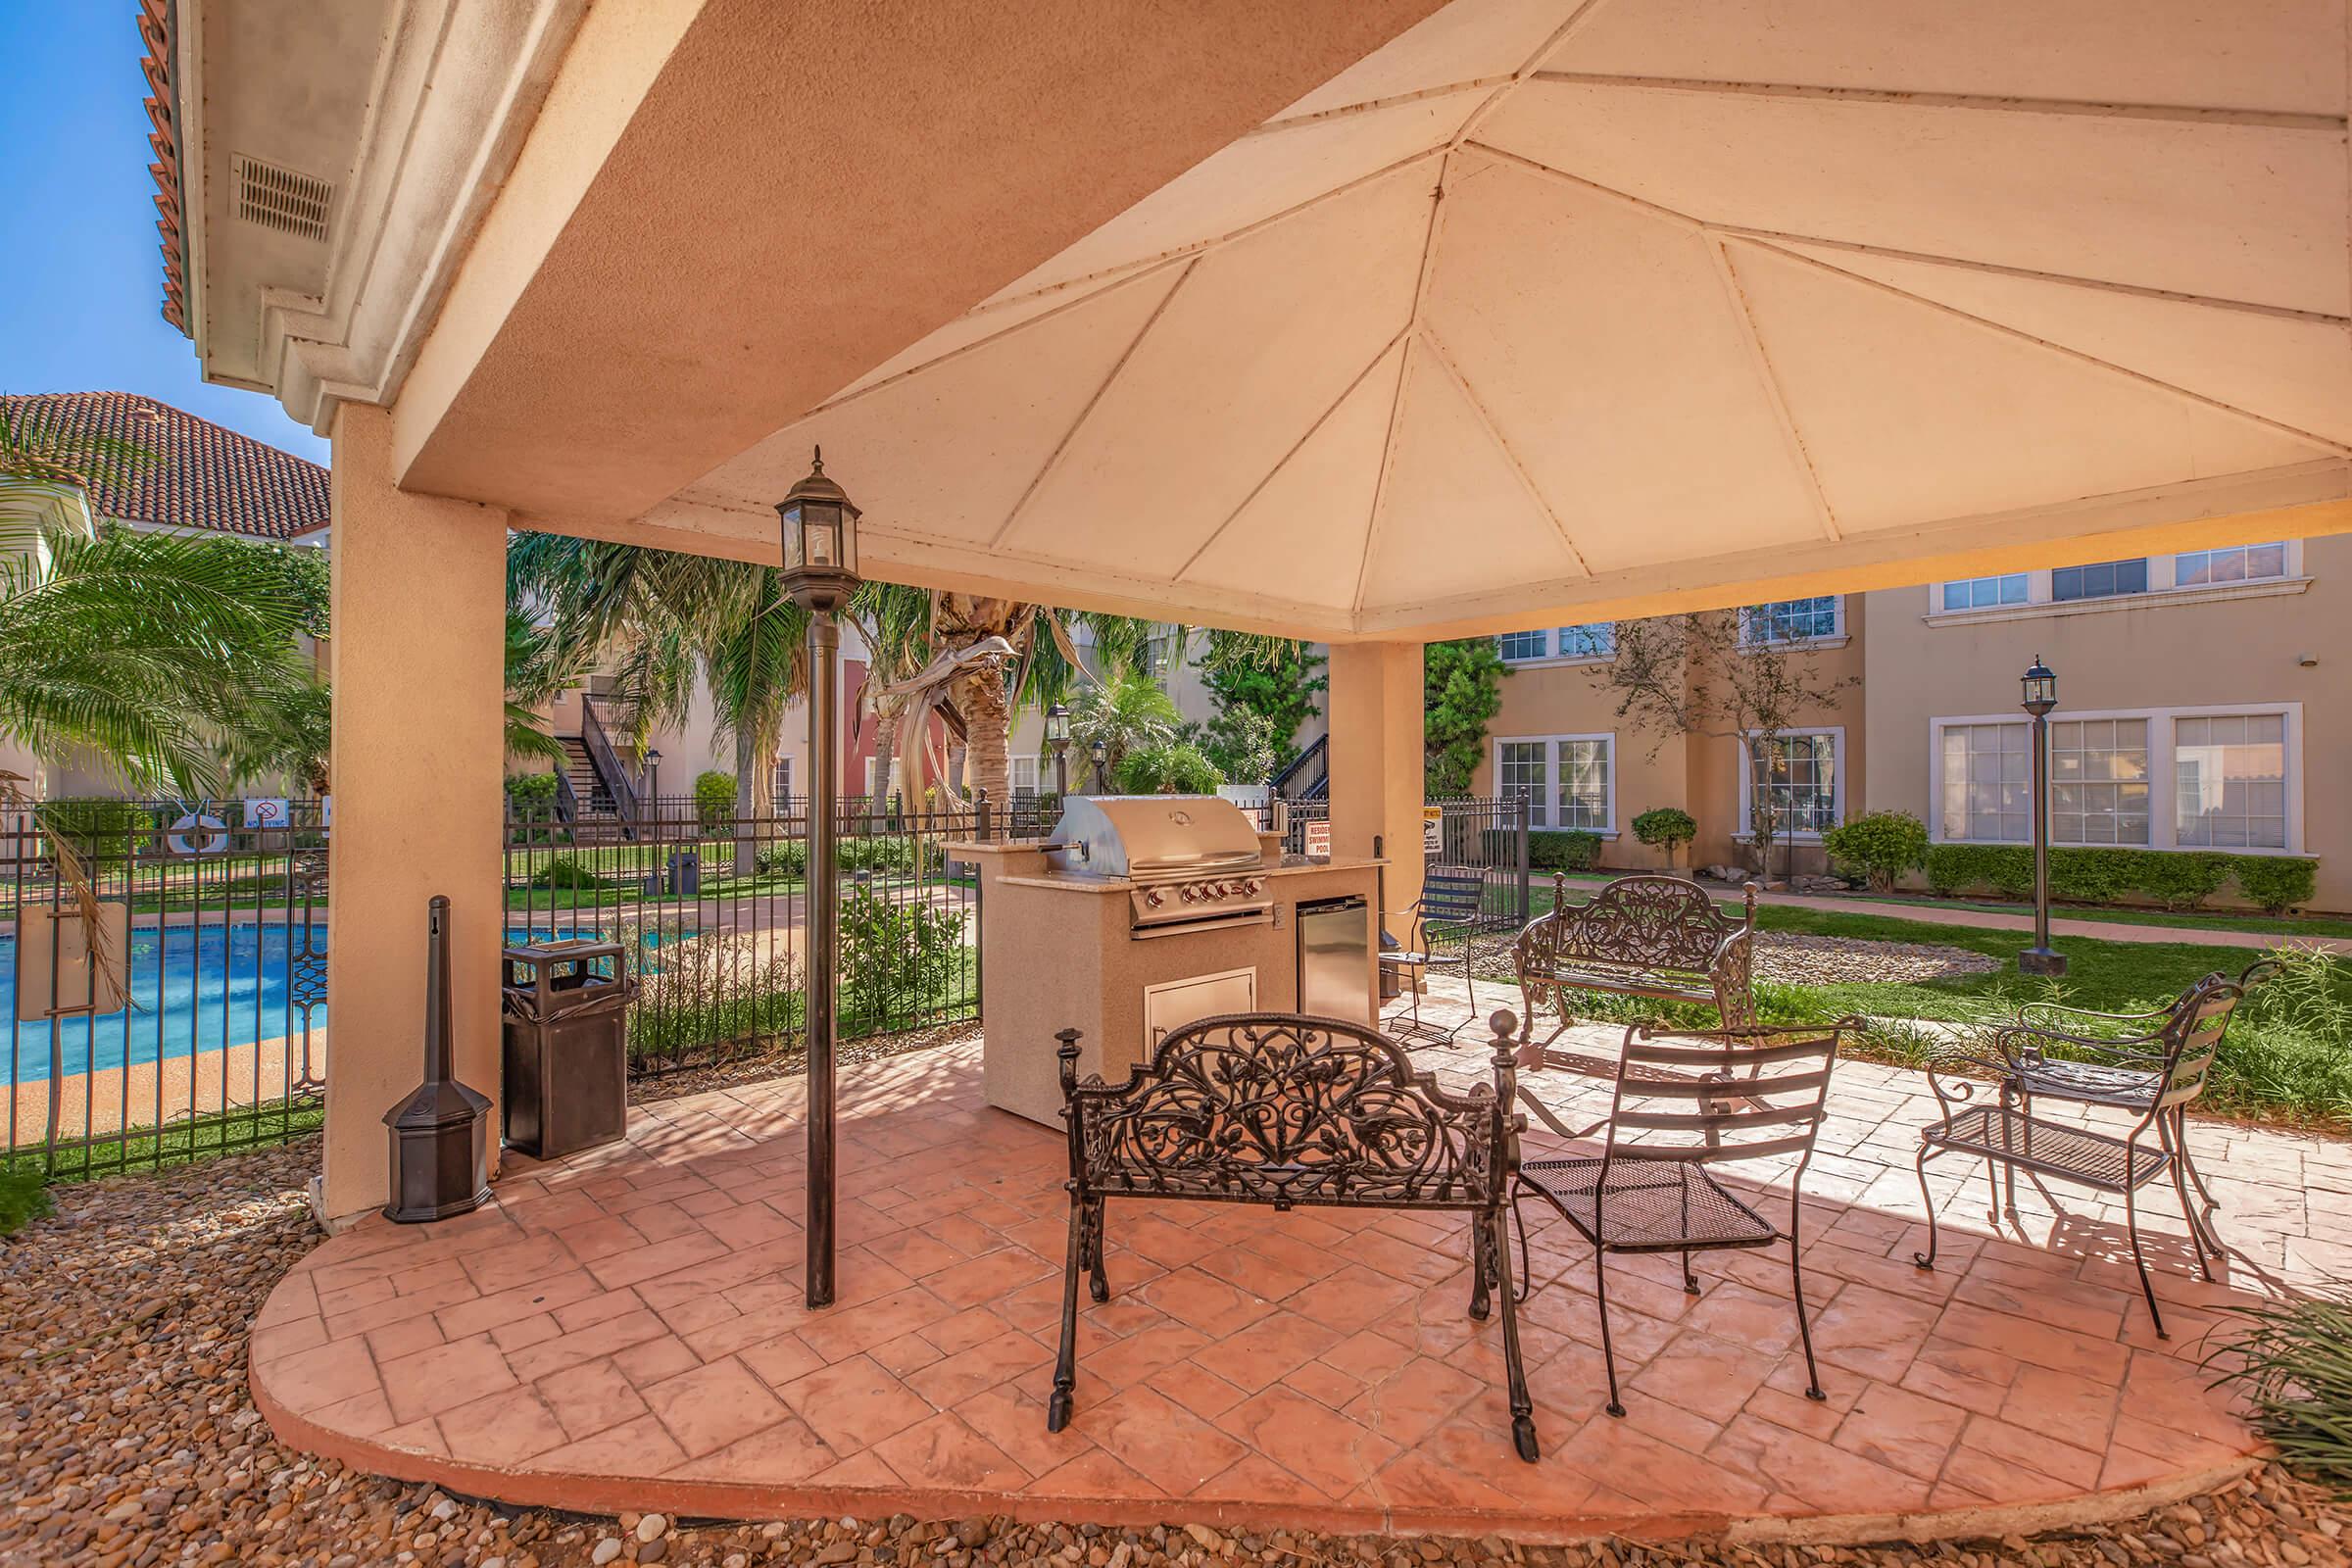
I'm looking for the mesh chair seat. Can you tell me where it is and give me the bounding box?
[1520,1155,1778,1252]
[1922,1104,2173,1194]
[2009,1056,2162,1109]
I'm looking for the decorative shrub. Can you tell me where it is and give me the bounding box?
[530,854,601,890]
[1529,829,1603,872]
[1820,810,1928,892]
[755,841,807,878]
[1923,843,2296,912]
[2234,857,2319,916]
[505,771,560,806]
[1114,742,1223,796]
[1631,808,1696,870]
[694,770,737,831]
[40,799,150,862]
[838,886,969,1031]
[836,834,916,875]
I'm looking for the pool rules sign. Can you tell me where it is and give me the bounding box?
[1422,806,1444,857]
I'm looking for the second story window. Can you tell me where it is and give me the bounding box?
[1494,623,1615,663]
[1740,596,1839,644]
[2177,542,2287,588]
[1941,573,2028,612]
[2050,559,2148,603]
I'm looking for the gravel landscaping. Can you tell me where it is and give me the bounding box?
[5,1132,2348,1568]
[1471,932,2000,989]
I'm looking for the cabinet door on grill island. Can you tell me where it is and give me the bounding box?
[1142,967,1257,1051]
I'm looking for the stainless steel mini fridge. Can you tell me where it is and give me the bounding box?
[1295,894,1372,1023]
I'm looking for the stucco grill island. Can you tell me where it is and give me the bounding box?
[947,794,1386,1125]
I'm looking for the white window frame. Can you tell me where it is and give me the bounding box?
[1008,756,1042,798]
[1739,596,1847,650]
[1927,704,2305,857]
[1925,541,2307,626]
[1736,727,1844,842]
[1494,623,1618,669]
[1491,733,1619,837]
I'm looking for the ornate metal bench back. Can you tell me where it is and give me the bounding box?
[1519,873,1751,974]
[1058,1012,1504,1210]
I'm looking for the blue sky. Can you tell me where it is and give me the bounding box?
[0,2,329,462]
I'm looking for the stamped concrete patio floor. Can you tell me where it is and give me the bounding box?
[250,1004,2345,1544]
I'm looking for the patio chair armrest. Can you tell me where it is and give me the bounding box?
[1997,1017,2171,1064]
[1921,1046,2012,1118]
[1512,1086,1605,1143]
[2016,996,2174,1032]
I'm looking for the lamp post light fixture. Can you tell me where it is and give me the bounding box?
[1090,737,1108,794]
[644,750,662,818]
[776,447,862,1308]
[2018,655,2067,977]
[1045,702,1071,800]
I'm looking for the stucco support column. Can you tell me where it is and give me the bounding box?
[1326,642,1424,944]
[321,404,510,1223]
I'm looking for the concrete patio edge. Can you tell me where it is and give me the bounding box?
[248,1359,2265,1546]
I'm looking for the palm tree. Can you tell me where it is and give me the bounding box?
[1066,662,1180,785]
[509,534,808,869]
[0,403,315,797]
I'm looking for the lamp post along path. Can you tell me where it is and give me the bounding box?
[1046,702,1071,801]
[2019,656,2067,977]
[776,448,861,1308]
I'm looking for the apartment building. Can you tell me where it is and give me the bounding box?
[1471,535,2343,910]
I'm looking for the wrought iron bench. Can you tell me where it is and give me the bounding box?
[1050,1009,1541,1462]
[1383,865,1502,1039]
[1513,872,1757,1065]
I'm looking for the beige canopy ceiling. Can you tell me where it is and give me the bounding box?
[668,0,2352,639]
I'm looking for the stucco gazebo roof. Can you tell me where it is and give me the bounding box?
[673,0,2350,638]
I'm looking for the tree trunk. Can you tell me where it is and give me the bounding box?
[869,704,897,818]
[951,663,1011,813]
[733,727,759,879]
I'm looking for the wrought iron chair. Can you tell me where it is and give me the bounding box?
[1511,1018,1853,1418]
[1383,865,1496,1039]
[1052,1009,1541,1461]
[1988,957,2276,1250]
[1910,967,2260,1339]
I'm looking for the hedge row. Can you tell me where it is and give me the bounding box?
[1923,843,2317,914]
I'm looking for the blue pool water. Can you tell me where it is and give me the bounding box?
[1,923,659,1082]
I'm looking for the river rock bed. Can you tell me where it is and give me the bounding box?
[4,1131,2344,1568]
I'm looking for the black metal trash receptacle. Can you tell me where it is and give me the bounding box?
[501,941,636,1159]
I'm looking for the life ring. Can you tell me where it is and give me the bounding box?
[167,812,230,857]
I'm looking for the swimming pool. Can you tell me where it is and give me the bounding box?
[0,922,662,1082]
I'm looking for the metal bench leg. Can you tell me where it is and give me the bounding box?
[1468,1210,1494,1322]
[1487,1208,1540,1462]
[1048,1201,1085,1430]
[1083,1198,1110,1303]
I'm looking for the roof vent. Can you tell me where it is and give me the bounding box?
[231,154,332,242]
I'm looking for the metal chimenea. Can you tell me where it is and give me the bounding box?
[383,894,493,1222]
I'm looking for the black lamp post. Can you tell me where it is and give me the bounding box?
[776,447,861,1308]
[644,750,662,820]
[1089,738,1108,794]
[2018,655,2067,976]
[1045,703,1071,801]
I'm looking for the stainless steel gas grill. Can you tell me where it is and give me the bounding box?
[1046,796,1274,938]
[950,798,1386,1125]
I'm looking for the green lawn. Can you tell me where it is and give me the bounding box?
[1499,900,2352,1133]
[6,1099,325,1185]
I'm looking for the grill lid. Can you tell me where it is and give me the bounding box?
[1045,795,1262,881]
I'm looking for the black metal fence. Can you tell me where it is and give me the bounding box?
[0,799,328,1180]
[1429,795,1535,928]
[504,795,1014,1078]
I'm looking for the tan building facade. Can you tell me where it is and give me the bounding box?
[1473,542,2340,911]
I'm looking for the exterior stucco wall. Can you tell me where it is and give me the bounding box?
[1861,538,2348,911]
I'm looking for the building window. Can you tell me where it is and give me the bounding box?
[1741,596,1839,644]
[1940,574,2028,612]
[1008,756,1041,798]
[1555,738,1612,830]
[1497,741,1548,826]
[1557,623,1615,660]
[1496,623,1615,663]
[2176,542,2287,588]
[1495,629,1548,662]
[2050,718,2151,846]
[2175,714,2286,849]
[1939,722,2032,843]
[1746,732,1838,835]
[2050,559,2148,603]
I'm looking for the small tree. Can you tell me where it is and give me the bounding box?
[1201,632,1327,755]
[1631,807,1697,873]
[1587,612,1855,882]
[1821,809,1929,891]
[1424,639,1509,796]
[1068,662,1181,784]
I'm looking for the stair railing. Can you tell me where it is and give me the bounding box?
[1272,732,1329,802]
[579,693,642,832]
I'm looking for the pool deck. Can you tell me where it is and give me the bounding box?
[245,986,2343,1544]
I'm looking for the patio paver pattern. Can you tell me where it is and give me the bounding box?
[248,999,2345,1543]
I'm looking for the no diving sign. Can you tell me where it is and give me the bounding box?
[1422,806,1444,856]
